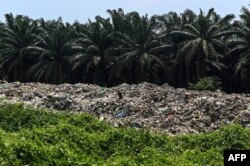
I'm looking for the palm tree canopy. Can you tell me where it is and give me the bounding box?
[170,9,229,84]
[27,19,80,84]
[109,13,169,84]
[0,13,38,81]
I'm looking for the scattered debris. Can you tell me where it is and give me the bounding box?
[0,81,249,134]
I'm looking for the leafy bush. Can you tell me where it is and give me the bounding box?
[0,104,249,165]
[0,104,61,132]
[188,76,222,91]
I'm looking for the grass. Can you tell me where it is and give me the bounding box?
[0,103,249,165]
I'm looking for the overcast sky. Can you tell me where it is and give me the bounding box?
[0,0,249,23]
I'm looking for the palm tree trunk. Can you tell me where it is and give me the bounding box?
[185,64,190,86]
[94,60,107,87]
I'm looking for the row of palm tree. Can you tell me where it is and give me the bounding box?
[0,8,250,93]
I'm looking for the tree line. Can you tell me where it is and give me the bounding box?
[0,8,250,93]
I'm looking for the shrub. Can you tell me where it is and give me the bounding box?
[188,76,221,91]
[0,104,61,132]
[0,104,249,165]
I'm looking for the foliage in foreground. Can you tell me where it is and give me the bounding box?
[0,104,249,165]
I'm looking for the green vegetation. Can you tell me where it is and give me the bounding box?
[0,104,249,165]
[1,7,250,93]
[188,76,221,91]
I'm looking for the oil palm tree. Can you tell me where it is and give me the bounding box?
[110,13,169,84]
[27,19,80,84]
[155,10,197,86]
[226,7,250,91]
[0,13,38,82]
[107,8,131,33]
[171,8,228,85]
[71,16,113,86]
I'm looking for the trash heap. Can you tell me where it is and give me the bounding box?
[0,81,250,135]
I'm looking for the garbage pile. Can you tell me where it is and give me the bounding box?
[0,81,250,135]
